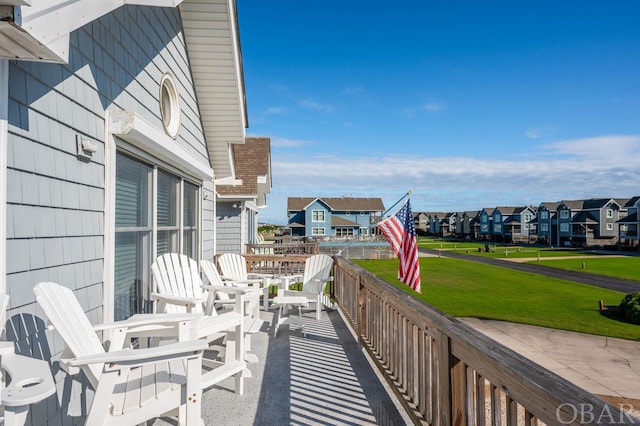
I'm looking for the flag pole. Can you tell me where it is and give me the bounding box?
[382,189,413,218]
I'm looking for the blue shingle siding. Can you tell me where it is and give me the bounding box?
[6,6,211,422]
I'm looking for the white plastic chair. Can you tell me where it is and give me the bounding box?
[151,253,250,392]
[0,294,56,426]
[34,282,207,426]
[282,254,334,320]
[216,253,271,310]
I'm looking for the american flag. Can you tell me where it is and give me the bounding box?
[378,198,421,292]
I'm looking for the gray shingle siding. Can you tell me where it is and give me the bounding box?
[217,202,243,254]
[6,6,211,423]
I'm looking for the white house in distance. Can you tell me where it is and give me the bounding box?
[1,0,250,422]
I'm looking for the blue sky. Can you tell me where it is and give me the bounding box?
[236,1,640,224]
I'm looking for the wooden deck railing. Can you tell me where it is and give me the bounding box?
[245,242,319,255]
[332,256,637,425]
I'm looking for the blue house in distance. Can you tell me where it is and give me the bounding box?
[287,197,385,238]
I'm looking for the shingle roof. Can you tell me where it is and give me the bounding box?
[331,216,360,227]
[287,197,385,212]
[217,137,271,197]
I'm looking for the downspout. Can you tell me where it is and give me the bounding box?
[0,59,8,293]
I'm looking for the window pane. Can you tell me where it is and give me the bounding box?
[183,181,198,257]
[183,181,198,227]
[157,230,179,256]
[116,153,151,227]
[157,170,179,227]
[114,231,151,320]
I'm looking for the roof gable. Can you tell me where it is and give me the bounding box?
[288,197,384,212]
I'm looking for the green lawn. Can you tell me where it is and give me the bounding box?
[354,257,640,341]
[532,257,640,282]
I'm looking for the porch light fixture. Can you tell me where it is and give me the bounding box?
[159,73,180,138]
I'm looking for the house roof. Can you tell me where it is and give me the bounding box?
[216,137,271,206]
[287,197,385,212]
[331,216,360,227]
[571,211,598,224]
[2,0,247,182]
[623,196,640,208]
[617,212,638,224]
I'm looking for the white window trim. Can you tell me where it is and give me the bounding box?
[104,111,211,324]
[312,209,325,222]
[0,60,8,293]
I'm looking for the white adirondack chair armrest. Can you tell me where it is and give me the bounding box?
[93,313,199,332]
[247,272,273,279]
[67,339,208,369]
[0,341,14,355]
[277,274,303,286]
[203,285,254,295]
[150,292,206,307]
[220,276,263,286]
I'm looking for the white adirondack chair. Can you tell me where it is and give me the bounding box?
[216,253,271,311]
[0,294,56,426]
[151,253,249,393]
[34,282,208,426]
[200,259,264,362]
[282,254,334,320]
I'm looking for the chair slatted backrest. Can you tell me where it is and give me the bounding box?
[201,259,230,302]
[217,253,249,281]
[34,282,105,388]
[152,253,205,314]
[302,254,334,293]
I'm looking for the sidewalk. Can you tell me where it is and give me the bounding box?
[459,318,640,400]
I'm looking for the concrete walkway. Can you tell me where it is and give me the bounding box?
[460,318,640,400]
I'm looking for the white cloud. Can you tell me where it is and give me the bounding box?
[258,134,640,224]
[299,99,334,113]
[269,136,312,148]
[265,106,286,115]
[423,101,445,112]
[526,129,540,139]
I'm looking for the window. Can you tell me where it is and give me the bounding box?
[560,223,569,232]
[540,211,549,220]
[606,208,613,218]
[335,228,354,237]
[541,223,549,232]
[606,223,614,231]
[312,210,325,222]
[524,214,532,222]
[493,224,501,233]
[481,224,489,232]
[560,210,570,219]
[312,227,325,235]
[115,151,199,320]
[159,73,180,138]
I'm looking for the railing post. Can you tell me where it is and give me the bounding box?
[436,331,453,426]
[357,273,366,338]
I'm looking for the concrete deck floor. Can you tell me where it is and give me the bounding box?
[152,307,411,426]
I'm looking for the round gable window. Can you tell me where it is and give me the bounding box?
[159,73,180,138]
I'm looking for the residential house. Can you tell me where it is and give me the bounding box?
[287,197,385,238]
[216,137,272,254]
[413,211,430,235]
[536,202,560,246]
[426,212,448,236]
[478,208,495,240]
[461,211,480,240]
[617,196,640,248]
[2,1,249,422]
[556,198,627,247]
[497,206,537,243]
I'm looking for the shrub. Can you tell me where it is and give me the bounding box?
[619,292,640,325]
